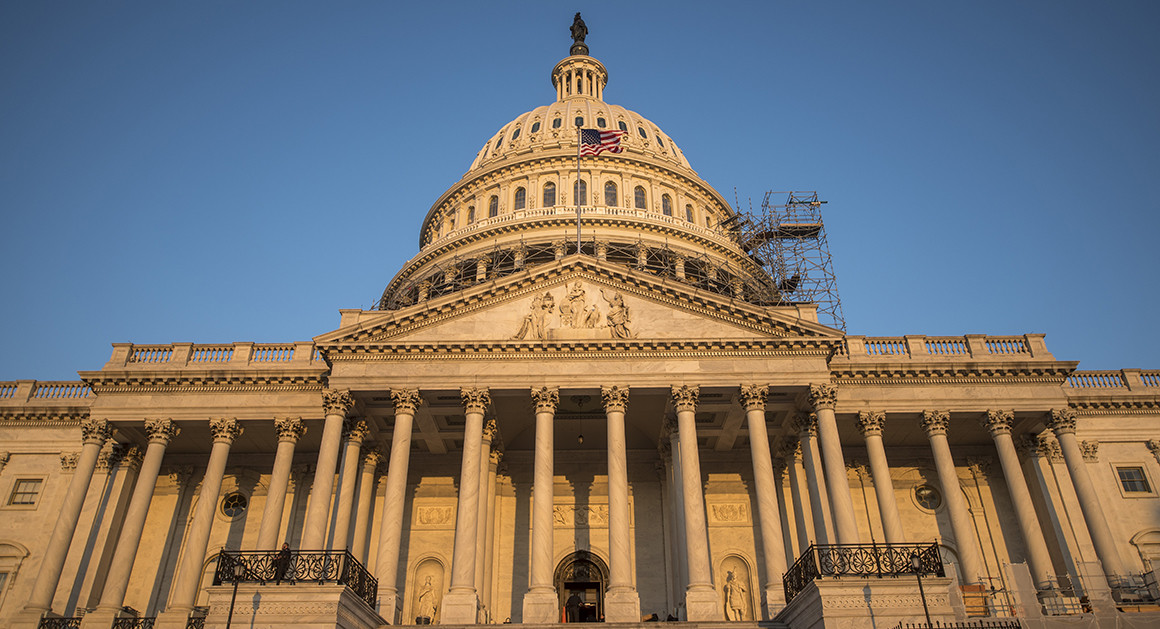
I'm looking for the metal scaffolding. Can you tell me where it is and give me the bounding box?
[736,191,846,331]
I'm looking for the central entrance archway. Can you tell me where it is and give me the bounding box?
[554,550,609,622]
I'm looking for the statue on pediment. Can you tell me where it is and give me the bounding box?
[559,281,587,327]
[512,291,556,340]
[601,289,634,339]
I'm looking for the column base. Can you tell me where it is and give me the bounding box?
[9,609,51,629]
[605,587,641,622]
[378,588,401,625]
[79,608,121,629]
[684,585,723,621]
[440,588,480,624]
[153,609,197,629]
[762,584,786,619]
[521,587,559,624]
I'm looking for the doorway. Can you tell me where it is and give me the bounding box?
[555,550,609,622]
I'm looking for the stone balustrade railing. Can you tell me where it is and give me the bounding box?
[105,342,321,370]
[1066,369,1160,391]
[839,334,1051,361]
[0,381,92,407]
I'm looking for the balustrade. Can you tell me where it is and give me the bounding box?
[0,382,15,398]
[31,382,91,399]
[1140,371,1160,387]
[925,338,968,356]
[251,344,295,362]
[984,337,1028,355]
[1067,371,1127,389]
[214,549,378,609]
[38,619,80,629]
[865,338,908,357]
[127,346,173,364]
[187,345,233,363]
[783,542,944,601]
[111,618,156,629]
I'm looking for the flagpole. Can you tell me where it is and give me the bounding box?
[576,122,582,250]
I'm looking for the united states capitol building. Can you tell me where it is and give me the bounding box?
[2,17,1159,629]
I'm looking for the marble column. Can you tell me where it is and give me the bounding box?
[739,385,788,615]
[671,385,722,621]
[163,418,242,621]
[302,389,355,550]
[84,419,180,628]
[920,410,983,584]
[856,411,905,544]
[481,450,501,615]
[523,386,559,623]
[256,417,306,550]
[667,424,689,611]
[20,418,112,621]
[376,389,422,622]
[1048,408,1126,577]
[474,419,497,598]
[351,445,383,565]
[603,385,642,621]
[332,419,370,552]
[441,387,490,624]
[808,384,859,544]
[783,440,814,553]
[794,412,834,545]
[978,410,1054,588]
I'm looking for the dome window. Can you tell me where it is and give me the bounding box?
[494,138,503,152]
[543,182,557,207]
[685,204,694,222]
[514,187,526,210]
[552,118,562,129]
[662,194,673,216]
[634,186,647,210]
[618,121,628,133]
[637,126,647,139]
[574,179,588,205]
[488,196,499,218]
[512,127,521,140]
[467,206,475,223]
[531,122,541,133]
[575,116,584,127]
[604,182,617,207]
[656,135,665,149]
[596,117,606,128]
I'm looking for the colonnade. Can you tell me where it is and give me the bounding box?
[18,383,1133,627]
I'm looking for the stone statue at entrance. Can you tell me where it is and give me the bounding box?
[723,570,747,621]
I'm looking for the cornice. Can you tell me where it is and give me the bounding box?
[323,338,834,362]
[0,410,87,425]
[1070,399,1160,414]
[82,370,328,395]
[832,363,1073,386]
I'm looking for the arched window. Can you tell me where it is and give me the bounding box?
[634,186,647,210]
[662,194,673,216]
[467,206,475,223]
[685,204,694,222]
[511,127,521,140]
[573,179,587,205]
[531,121,541,133]
[618,121,628,132]
[543,182,557,207]
[604,181,617,207]
[514,187,526,210]
[596,117,606,128]
[494,137,503,151]
[575,116,584,127]
[488,196,499,218]
[637,127,647,139]
[656,134,665,149]
[552,118,562,129]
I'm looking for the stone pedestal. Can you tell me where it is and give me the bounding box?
[763,584,787,620]
[775,576,957,629]
[521,588,560,624]
[684,586,722,621]
[439,589,480,625]
[201,583,383,629]
[605,587,642,622]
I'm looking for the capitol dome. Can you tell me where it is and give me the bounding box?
[380,41,778,311]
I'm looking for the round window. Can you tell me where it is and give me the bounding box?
[914,485,942,510]
[221,492,248,518]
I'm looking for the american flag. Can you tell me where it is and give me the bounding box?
[580,128,626,156]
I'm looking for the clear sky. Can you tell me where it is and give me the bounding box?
[1,2,1157,381]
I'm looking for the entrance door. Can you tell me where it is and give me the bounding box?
[555,551,609,622]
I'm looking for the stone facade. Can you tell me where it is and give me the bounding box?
[2,22,1160,629]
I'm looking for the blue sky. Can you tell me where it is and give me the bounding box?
[1,2,1157,381]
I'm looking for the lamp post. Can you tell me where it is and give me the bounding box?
[911,552,932,629]
[226,558,247,629]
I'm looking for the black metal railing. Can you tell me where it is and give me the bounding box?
[892,621,1021,629]
[784,542,945,601]
[214,549,378,608]
[112,618,156,629]
[184,616,205,629]
[38,619,81,629]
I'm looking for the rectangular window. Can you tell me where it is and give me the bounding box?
[1118,467,1151,493]
[8,479,42,505]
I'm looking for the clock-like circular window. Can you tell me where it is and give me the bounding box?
[914,485,942,510]
[221,492,248,518]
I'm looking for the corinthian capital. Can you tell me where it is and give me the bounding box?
[323,388,356,417]
[209,417,243,443]
[461,387,491,413]
[856,411,886,437]
[60,451,80,471]
[342,419,370,444]
[80,417,113,446]
[361,445,384,471]
[807,383,838,411]
[531,386,560,413]
[145,418,181,445]
[739,384,769,412]
[1048,408,1077,435]
[670,385,699,413]
[920,410,951,437]
[601,385,630,413]
[482,418,498,442]
[792,411,818,437]
[979,410,1014,437]
[391,389,423,414]
[274,416,306,442]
